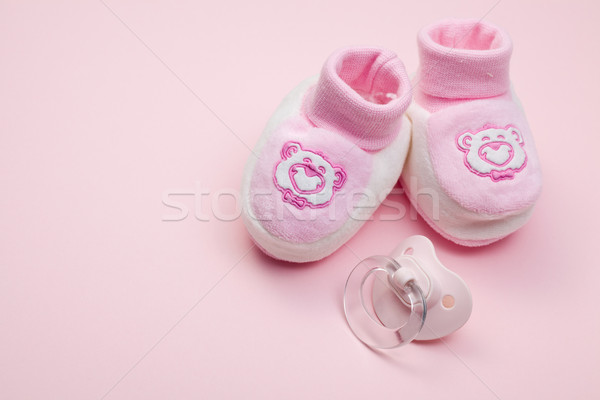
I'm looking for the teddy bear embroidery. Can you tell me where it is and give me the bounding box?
[456,125,528,182]
[273,141,347,209]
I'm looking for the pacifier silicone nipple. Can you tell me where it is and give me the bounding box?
[343,235,472,349]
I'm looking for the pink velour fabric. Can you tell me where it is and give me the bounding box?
[304,47,412,151]
[416,19,512,102]
[250,116,372,243]
[428,98,542,214]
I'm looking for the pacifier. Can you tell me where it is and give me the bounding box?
[343,235,472,349]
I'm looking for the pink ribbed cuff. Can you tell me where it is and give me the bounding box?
[417,19,513,99]
[304,47,411,151]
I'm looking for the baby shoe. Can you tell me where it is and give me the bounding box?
[241,47,412,262]
[401,19,542,246]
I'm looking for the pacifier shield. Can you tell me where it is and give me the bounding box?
[343,255,426,349]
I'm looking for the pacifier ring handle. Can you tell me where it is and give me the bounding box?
[343,256,427,349]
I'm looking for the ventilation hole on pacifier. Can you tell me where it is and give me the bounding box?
[442,295,455,309]
[403,247,414,255]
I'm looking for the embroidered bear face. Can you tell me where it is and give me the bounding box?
[273,141,346,209]
[456,125,527,182]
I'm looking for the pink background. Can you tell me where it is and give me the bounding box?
[1,1,599,399]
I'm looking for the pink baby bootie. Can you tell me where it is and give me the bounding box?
[402,19,542,246]
[242,47,412,262]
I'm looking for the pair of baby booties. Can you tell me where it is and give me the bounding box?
[241,19,542,263]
